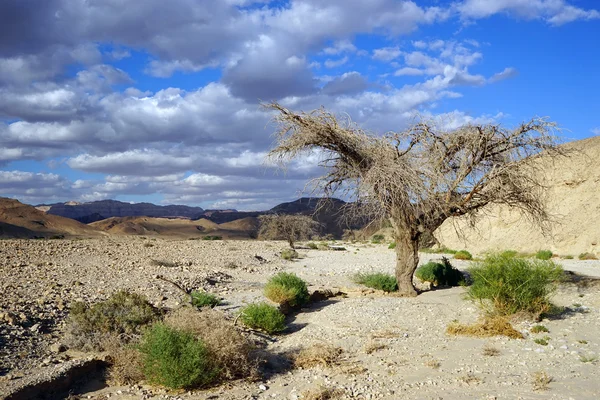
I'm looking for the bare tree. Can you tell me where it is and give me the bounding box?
[258,214,321,249]
[265,103,565,296]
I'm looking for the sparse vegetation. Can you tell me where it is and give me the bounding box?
[454,250,473,260]
[446,317,524,339]
[307,242,319,249]
[258,214,320,249]
[562,255,574,259]
[415,257,465,286]
[388,242,396,249]
[364,341,387,354]
[534,337,549,346]
[535,250,553,260]
[295,343,343,368]
[138,323,218,389]
[421,247,458,254]
[150,259,179,268]
[202,235,222,240]
[281,248,299,260]
[371,234,385,244]
[352,272,398,292]
[66,290,158,351]
[467,253,563,316]
[579,355,597,363]
[264,272,309,307]
[190,291,221,308]
[302,386,344,400]
[424,359,441,369]
[531,325,549,333]
[239,303,286,334]
[482,345,500,356]
[579,252,598,260]
[532,371,553,391]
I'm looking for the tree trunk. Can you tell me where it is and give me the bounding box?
[394,228,419,297]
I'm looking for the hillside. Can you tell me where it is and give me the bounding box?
[0,198,102,238]
[435,135,600,256]
[89,216,256,239]
[43,200,204,222]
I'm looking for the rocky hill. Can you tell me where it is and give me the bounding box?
[0,198,102,238]
[435,135,600,256]
[42,200,204,222]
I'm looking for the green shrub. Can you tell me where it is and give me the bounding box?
[353,272,398,292]
[454,250,473,260]
[264,272,309,307]
[202,235,222,241]
[388,242,396,249]
[371,234,385,244]
[579,252,598,260]
[281,248,299,260]
[562,255,574,260]
[421,247,457,254]
[500,250,518,258]
[239,303,286,334]
[67,290,158,350]
[190,291,221,308]
[307,242,319,249]
[535,250,553,260]
[467,254,564,316]
[534,337,549,346]
[138,323,218,389]
[531,325,549,333]
[415,257,465,286]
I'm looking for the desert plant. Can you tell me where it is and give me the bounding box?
[562,255,574,259]
[534,337,550,346]
[447,317,523,339]
[264,272,309,307]
[258,214,320,249]
[531,325,549,333]
[164,308,257,381]
[532,371,553,391]
[295,343,343,368]
[371,234,385,244]
[190,291,221,308]
[535,250,553,260]
[482,345,500,356]
[66,290,158,351]
[420,247,458,254]
[352,272,398,292]
[579,355,598,363]
[307,242,319,249]
[388,242,396,249]
[454,250,473,260]
[415,257,464,286]
[266,102,564,296]
[202,235,222,240]
[467,253,563,316]
[281,248,299,260]
[302,386,344,400]
[579,252,598,260]
[138,323,218,389]
[239,303,286,334]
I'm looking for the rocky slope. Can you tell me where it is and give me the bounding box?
[435,135,600,256]
[0,198,102,238]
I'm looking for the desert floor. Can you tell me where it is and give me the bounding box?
[1,238,599,399]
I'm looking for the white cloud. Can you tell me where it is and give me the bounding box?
[489,67,518,82]
[324,56,349,68]
[372,47,402,62]
[592,127,600,136]
[394,67,424,76]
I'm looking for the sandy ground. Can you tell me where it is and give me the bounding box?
[1,238,599,399]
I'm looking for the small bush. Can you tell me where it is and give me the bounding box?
[371,234,385,244]
[295,343,343,368]
[190,291,221,308]
[164,308,257,381]
[138,323,218,389]
[264,272,309,307]
[532,371,553,391]
[203,235,222,241]
[415,257,464,286]
[421,247,457,254]
[302,386,344,400]
[535,250,553,260]
[500,250,518,258]
[307,242,319,249]
[281,248,299,260]
[454,250,473,260]
[66,290,158,351]
[352,272,398,292]
[531,325,549,333]
[388,242,396,249]
[467,253,563,316]
[534,337,549,346]
[239,303,286,334]
[562,255,574,259]
[579,252,598,260]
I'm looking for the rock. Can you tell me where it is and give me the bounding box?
[50,343,66,353]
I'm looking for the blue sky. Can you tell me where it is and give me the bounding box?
[0,0,599,210]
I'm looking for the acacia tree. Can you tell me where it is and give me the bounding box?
[265,103,564,296]
[258,214,321,249]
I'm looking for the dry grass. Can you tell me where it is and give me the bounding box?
[103,334,144,385]
[532,371,553,391]
[294,343,343,369]
[363,341,387,354]
[302,386,344,400]
[460,373,482,385]
[482,345,501,356]
[446,317,524,339]
[424,359,441,369]
[164,307,258,381]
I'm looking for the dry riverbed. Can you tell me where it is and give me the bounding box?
[1,238,599,399]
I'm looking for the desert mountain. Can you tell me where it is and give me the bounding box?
[0,198,102,238]
[435,135,600,256]
[89,216,256,239]
[42,200,204,223]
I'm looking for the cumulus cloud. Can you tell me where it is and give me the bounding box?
[489,67,518,82]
